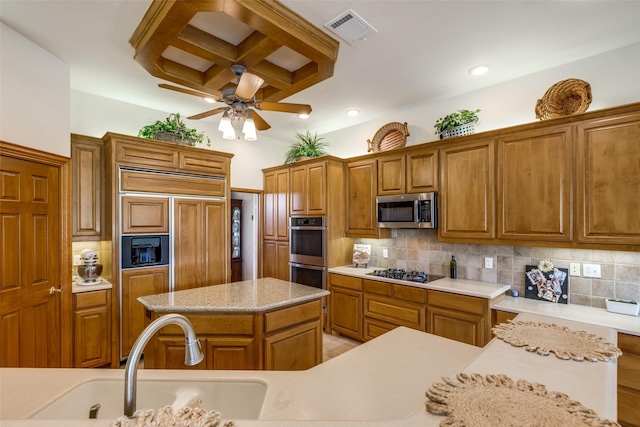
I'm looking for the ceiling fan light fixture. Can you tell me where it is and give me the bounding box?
[469,64,491,76]
[242,112,257,141]
[222,127,236,140]
[218,111,233,132]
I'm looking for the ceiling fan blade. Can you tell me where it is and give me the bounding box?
[251,110,271,131]
[187,107,228,120]
[235,72,264,100]
[158,83,219,101]
[255,101,312,115]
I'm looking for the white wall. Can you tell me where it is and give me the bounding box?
[0,23,70,157]
[322,42,640,159]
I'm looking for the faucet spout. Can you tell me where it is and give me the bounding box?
[124,313,203,417]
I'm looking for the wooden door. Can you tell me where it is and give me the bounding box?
[174,198,203,290]
[576,113,640,247]
[497,126,573,242]
[203,199,227,286]
[0,156,62,367]
[306,161,327,215]
[427,305,484,347]
[439,139,495,240]
[377,154,405,195]
[329,287,363,340]
[71,135,104,240]
[121,266,169,358]
[406,149,438,193]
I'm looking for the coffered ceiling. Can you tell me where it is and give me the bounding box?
[1,1,640,142]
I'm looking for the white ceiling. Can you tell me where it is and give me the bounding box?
[1,0,640,142]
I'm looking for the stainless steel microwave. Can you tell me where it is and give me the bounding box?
[376,192,437,229]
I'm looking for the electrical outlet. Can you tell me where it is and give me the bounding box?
[484,257,493,269]
[382,248,388,259]
[583,263,601,278]
[73,255,82,266]
[569,263,581,276]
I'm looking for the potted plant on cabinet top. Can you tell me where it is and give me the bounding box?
[283,131,328,164]
[138,113,211,146]
[434,108,481,140]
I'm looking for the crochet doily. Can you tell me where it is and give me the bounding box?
[492,320,622,361]
[110,405,235,427]
[426,372,620,427]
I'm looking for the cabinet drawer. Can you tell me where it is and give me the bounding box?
[428,290,485,315]
[156,313,254,335]
[364,318,399,341]
[393,284,427,303]
[264,300,321,334]
[121,170,225,197]
[363,279,392,296]
[364,294,426,330]
[116,141,178,169]
[74,290,109,309]
[329,274,362,291]
[179,152,229,176]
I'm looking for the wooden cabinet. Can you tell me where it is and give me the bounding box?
[328,273,363,340]
[345,159,390,238]
[155,336,256,370]
[263,168,289,241]
[439,139,495,241]
[121,195,169,234]
[290,160,327,216]
[427,290,494,347]
[174,198,227,290]
[618,332,640,427]
[377,148,438,196]
[496,126,573,242]
[231,199,242,282]
[576,112,640,247]
[264,321,322,370]
[121,266,169,358]
[71,134,104,241]
[491,309,518,327]
[73,289,111,368]
[263,241,290,281]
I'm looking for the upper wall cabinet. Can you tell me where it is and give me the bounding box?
[496,125,573,242]
[71,134,104,241]
[290,160,327,216]
[346,159,390,238]
[377,148,438,196]
[439,139,495,241]
[263,168,290,242]
[576,112,640,247]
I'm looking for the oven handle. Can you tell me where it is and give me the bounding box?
[288,226,327,231]
[289,262,326,271]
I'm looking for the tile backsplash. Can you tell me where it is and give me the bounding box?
[357,229,640,309]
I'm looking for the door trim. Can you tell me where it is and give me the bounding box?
[0,140,73,367]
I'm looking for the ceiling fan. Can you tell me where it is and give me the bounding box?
[159,65,313,134]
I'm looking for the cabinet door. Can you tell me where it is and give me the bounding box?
[174,198,203,290]
[205,337,256,370]
[346,159,389,238]
[121,196,169,234]
[439,139,495,240]
[406,149,438,193]
[121,266,169,358]
[203,199,227,286]
[264,321,322,370]
[497,127,573,242]
[289,166,307,215]
[263,171,277,241]
[329,287,363,340]
[73,290,111,368]
[377,154,405,195]
[618,333,640,427]
[576,113,640,246]
[152,336,206,370]
[275,169,290,240]
[71,136,104,240]
[427,305,484,347]
[263,241,290,281]
[306,161,327,215]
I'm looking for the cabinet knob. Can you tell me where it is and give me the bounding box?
[49,286,62,295]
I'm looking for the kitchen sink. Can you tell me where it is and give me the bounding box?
[31,379,267,420]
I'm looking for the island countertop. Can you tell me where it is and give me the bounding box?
[137,277,329,312]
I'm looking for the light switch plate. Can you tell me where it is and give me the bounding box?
[583,263,601,278]
[382,248,388,259]
[484,257,493,269]
[73,255,82,266]
[569,263,581,276]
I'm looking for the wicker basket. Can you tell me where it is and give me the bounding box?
[440,122,475,140]
[153,132,192,145]
[535,78,592,120]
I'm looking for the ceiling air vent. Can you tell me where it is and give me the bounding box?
[324,9,377,46]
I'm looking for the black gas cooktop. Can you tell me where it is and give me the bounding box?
[366,268,444,284]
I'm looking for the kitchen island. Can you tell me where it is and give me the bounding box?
[137,277,329,371]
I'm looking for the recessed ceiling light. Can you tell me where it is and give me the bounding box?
[298,113,310,119]
[345,109,360,117]
[204,97,216,103]
[469,65,491,76]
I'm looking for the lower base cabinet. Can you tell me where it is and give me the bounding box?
[73,289,111,368]
[144,299,323,371]
[618,333,640,427]
[328,274,364,340]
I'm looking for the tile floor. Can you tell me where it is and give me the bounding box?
[322,332,361,362]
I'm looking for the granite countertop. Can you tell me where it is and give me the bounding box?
[71,278,112,294]
[329,265,510,299]
[0,312,617,426]
[493,294,640,336]
[138,277,329,312]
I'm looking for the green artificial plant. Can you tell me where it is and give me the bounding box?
[138,113,210,146]
[434,109,481,135]
[283,131,328,164]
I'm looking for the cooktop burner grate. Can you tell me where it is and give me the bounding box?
[367,269,444,283]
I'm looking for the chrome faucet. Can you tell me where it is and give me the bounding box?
[124,313,204,416]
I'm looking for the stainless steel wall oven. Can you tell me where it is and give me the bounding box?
[289,216,326,290]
